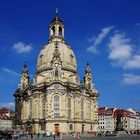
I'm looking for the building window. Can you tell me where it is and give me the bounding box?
[29,99,32,118]
[51,26,55,35]
[59,26,62,36]
[54,95,60,118]
[81,99,84,120]
[91,125,93,130]
[55,69,58,77]
[69,124,73,130]
[42,98,45,118]
[88,83,91,89]
[41,124,46,131]
[68,98,72,119]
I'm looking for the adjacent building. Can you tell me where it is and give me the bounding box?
[0,108,14,130]
[98,107,116,132]
[98,107,140,132]
[14,10,99,134]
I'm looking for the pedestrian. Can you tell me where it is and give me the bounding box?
[53,133,56,140]
[57,132,60,140]
[60,132,63,140]
[31,133,33,139]
[73,133,76,140]
[76,133,81,140]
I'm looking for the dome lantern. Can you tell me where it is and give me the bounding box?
[49,9,65,43]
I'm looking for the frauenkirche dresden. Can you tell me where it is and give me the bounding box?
[14,10,99,134]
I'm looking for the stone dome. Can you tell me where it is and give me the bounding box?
[37,41,77,74]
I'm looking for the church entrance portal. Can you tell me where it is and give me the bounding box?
[54,124,60,134]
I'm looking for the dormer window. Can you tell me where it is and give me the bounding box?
[70,53,74,63]
[40,54,44,64]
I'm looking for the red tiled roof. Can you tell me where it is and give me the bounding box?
[0,114,11,120]
[0,108,9,114]
[114,109,136,118]
[98,107,107,115]
[105,108,116,115]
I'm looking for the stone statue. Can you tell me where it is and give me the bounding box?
[115,110,124,131]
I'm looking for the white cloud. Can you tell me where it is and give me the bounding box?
[108,33,140,69]
[0,102,15,109]
[108,33,133,60]
[124,55,140,69]
[87,26,114,53]
[3,67,19,76]
[135,23,140,26]
[122,73,140,85]
[12,42,32,53]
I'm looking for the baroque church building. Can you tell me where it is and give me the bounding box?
[14,10,99,134]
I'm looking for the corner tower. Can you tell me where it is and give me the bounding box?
[20,63,30,90]
[84,62,93,90]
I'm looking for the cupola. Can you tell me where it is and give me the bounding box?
[49,8,65,42]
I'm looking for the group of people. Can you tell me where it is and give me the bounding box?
[73,133,81,140]
[11,131,82,140]
[53,132,81,140]
[53,132,63,140]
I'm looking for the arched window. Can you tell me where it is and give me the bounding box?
[88,83,91,89]
[59,26,62,36]
[29,99,32,118]
[69,124,73,130]
[54,95,60,118]
[42,98,45,118]
[51,26,55,35]
[91,125,93,130]
[55,69,58,77]
[81,99,84,120]
[68,98,71,119]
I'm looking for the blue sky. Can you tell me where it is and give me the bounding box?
[0,0,140,111]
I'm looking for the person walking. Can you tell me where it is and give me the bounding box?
[60,132,63,140]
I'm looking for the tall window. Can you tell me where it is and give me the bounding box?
[54,95,60,118]
[69,124,73,130]
[81,99,84,120]
[68,98,71,119]
[88,83,91,89]
[55,69,58,77]
[59,26,62,36]
[51,26,55,35]
[29,99,32,118]
[42,98,45,118]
